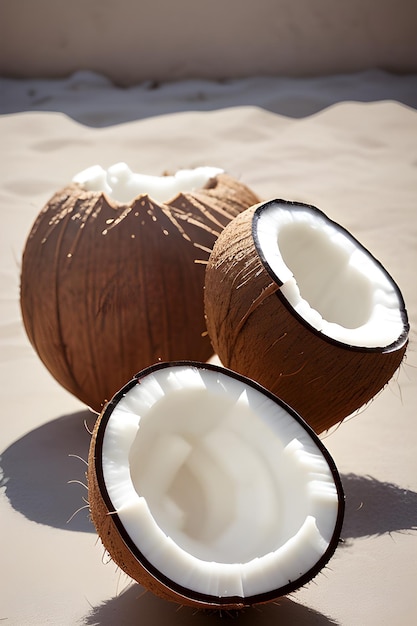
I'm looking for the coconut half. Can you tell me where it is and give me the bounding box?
[20,164,259,412]
[88,361,344,609]
[204,200,409,433]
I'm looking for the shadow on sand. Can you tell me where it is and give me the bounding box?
[84,583,340,626]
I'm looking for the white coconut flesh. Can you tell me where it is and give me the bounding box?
[254,201,407,348]
[72,162,224,204]
[98,363,343,601]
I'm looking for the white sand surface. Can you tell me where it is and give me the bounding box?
[1,70,417,625]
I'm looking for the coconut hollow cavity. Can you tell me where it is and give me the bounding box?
[88,361,344,609]
[255,201,406,348]
[20,165,259,412]
[204,200,409,433]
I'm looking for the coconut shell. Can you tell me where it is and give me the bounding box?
[204,201,409,434]
[20,173,259,412]
[87,361,345,609]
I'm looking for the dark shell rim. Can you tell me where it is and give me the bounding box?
[93,360,345,607]
[252,199,409,353]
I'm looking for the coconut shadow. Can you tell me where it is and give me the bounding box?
[341,473,417,539]
[0,409,97,533]
[84,583,340,626]
[0,413,416,539]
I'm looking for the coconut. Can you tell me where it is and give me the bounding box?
[204,199,409,434]
[20,164,259,412]
[88,361,344,609]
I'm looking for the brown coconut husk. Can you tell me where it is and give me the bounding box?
[204,201,409,434]
[20,173,259,412]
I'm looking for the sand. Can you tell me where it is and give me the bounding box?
[1,70,416,625]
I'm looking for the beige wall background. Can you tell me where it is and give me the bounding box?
[1,0,417,85]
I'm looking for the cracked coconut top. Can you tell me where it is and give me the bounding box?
[73,162,224,203]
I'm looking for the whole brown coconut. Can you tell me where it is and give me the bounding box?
[204,200,409,434]
[20,169,259,412]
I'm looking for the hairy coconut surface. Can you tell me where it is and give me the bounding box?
[88,361,344,609]
[204,200,409,434]
[20,171,259,412]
